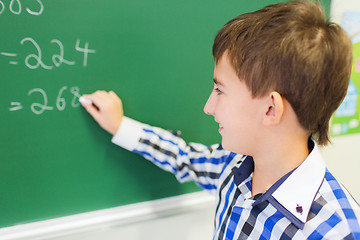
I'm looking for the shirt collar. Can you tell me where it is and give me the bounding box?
[233,156,254,186]
[233,139,326,229]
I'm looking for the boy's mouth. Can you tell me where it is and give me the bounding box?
[219,124,224,133]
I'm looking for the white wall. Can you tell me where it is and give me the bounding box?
[321,134,360,202]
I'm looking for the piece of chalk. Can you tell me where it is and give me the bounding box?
[79,96,93,105]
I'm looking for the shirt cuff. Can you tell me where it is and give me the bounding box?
[111,116,146,151]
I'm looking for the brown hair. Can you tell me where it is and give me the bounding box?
[213,0,353,145]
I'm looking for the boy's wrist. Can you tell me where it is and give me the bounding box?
[111,116,146,151]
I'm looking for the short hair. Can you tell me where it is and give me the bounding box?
[213,0,353,145]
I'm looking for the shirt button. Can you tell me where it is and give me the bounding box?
[296,204,303,215]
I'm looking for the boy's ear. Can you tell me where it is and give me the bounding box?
[263,91,284,126]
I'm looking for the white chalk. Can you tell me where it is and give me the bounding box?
[79,96,93,105]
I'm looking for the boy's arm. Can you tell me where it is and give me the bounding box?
[81,91,232,194]
[112,116,232,194]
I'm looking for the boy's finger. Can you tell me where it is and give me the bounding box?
[82,93,104,109]
[109,91,121,103]
[82,102,101,121]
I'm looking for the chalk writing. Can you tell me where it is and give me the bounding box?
[9,102,23,111]
[27,88,54,114]
[56,86,68,111]
[51,39,75,67]
[70,86,81,107]
[10,86,82,115]
[75,39,96,67]
[1,37,96,69]
[0,52,18,64]
[0,0,43,15]
[21,37,52,69]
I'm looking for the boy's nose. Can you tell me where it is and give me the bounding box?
[204,92,215,116]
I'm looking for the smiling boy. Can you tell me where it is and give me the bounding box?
[205,50,311,198]
[82,0,360,239]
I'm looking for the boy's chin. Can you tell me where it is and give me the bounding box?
[221,140,248,155]
[221,140,234,152]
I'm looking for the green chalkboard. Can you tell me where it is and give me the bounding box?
[0,0,331,228]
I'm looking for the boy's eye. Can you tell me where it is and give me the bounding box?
[214,87,223,95]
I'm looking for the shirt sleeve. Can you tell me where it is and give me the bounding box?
[111,116,234,195]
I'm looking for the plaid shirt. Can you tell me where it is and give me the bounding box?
[112,117,360,239]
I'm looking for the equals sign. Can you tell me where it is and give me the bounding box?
[1,52,18,65]
[9,102,23,111]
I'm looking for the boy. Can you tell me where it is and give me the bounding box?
[82,0,360,239]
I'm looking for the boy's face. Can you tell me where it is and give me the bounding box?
[204,52,265,155]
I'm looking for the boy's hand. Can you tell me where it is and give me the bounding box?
[81,91,123,135]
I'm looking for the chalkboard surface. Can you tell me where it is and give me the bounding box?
[0,0,330,228]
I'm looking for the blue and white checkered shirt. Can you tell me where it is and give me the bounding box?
[112,117,360,239]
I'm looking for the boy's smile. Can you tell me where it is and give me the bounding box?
[204,51,266,155]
